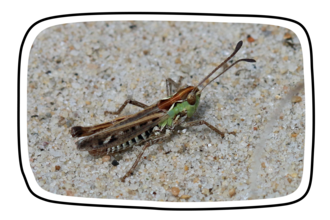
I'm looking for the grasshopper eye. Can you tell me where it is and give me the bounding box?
[187,92,196,105]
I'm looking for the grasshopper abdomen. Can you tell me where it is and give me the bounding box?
[106,127,154,154]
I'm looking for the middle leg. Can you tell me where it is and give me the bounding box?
[181,120,236,138]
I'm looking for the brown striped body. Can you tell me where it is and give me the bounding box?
[70,88,195,156]
[71,112,169,155]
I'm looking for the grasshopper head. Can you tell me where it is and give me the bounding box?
[187,87,200,105]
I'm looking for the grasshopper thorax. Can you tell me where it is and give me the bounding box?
[158,86,197,111]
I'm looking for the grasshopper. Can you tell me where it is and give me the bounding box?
[70,41,256,182]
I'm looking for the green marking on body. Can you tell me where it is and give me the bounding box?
[159,95,200,127]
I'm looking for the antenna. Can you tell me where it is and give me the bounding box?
[191,41,256,93]
[192,41,243,93]
[199,58,256,93]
